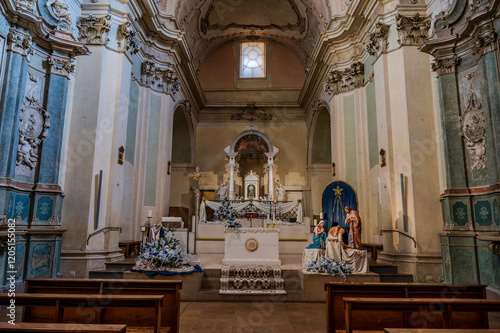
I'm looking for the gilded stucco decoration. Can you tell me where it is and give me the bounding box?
[459,76,487,172]
[141,61,180,95]
[77,14,112,45]
[365,22,389,58]
[117,22,141,54]
[16,74,50,176]
[471,29,498,60]
[324,62,364,95]
[396,13,431,46]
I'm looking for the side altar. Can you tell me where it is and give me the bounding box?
[222,228,281,266]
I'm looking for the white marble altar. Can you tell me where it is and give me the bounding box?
[161,216,184,228]
[222,228,281,265]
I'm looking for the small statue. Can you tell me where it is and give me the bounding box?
[275,181,285,202]
[217,183,228,201]
[46,0,73,24]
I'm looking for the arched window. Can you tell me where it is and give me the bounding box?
[172,108,192,164]
[311,107,332,164]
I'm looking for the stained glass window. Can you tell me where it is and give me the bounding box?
[240,42,265,78]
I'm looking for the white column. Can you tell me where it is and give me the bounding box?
[265,150,277,201]
[227,152,238,200]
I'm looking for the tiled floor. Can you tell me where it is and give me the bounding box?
[179,301,325,333]
[179,301,500,333]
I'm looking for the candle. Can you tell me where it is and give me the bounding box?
[314,219,318,226]
[319,212,324,219]
[147,210,153,218]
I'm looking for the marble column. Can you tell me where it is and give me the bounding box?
[265,152,277,201]
[227,152,238,200]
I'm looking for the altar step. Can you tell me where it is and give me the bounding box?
[368,262,414,283]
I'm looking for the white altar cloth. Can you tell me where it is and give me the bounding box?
[222,228,281,266]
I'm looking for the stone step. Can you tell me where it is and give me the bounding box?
[88,270,124,279]
[379,273,414,283]
[201,276,220,290]
[368,263,399,275]
[197,289,303,302]
[105,260,136,271]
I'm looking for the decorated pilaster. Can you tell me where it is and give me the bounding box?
[422,0,500,287]
[226,152,238,200]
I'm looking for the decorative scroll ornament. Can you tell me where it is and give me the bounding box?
[48,55,75,78]
[395,13,431,46]
[7,29,33,58]
[77,14,111,45]
[46,0,73,32]
[16,75,50,176]
[14,0,36,13]
[231,103,272,121]
[490,242,500,256]
[460,81,487,172]
[365,23,389,57]
[471,29,498,60]
[117,22,141,54]
[141,61,180,95]
[431,56,459,76]
[324,62,364,95]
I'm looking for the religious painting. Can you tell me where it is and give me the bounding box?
[235,134,269,159]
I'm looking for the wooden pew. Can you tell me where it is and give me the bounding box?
[344,297,500,333]
[0,293,163,333]
[384,329,500,333]
[325,282,487,333]
[0,323,127,332]
[24,278,181,333]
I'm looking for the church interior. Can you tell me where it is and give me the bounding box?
[1,0,500,331]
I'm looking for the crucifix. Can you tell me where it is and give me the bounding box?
[188,166,206,254]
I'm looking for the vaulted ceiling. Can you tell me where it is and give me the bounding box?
[158,0,333,70]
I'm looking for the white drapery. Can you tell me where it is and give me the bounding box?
[200,200,302,223]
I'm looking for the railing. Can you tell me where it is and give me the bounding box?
[86,227,122,245]
[205,200,299,223]
[379,229,417,248]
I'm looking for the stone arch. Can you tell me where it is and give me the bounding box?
[171,100,195,166]
[308,100,332,165]
[226,125,277,155]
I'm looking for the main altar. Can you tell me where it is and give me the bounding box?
[222,228,281,265]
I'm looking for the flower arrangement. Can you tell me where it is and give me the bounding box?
[214,199,237,221]
[136,229,187,269]
[225,219,242,229]
[304,257,351,279]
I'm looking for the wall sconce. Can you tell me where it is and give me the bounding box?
[379,149,386,167]
[117,146,124,165]
[167,161,171,175]
[332,162,336,176]
[140,223,146,232]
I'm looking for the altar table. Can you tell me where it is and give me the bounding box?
[222,228,281,266]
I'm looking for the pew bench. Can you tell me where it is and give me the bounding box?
[0,323,127,332]
[0,293,164,333]
[24,278,181,333]
[325,282,487,333]
[384,329,500,333]
[344,297,500,333]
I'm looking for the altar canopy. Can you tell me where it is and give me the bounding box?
[322,181,358,231]
[200,200,302,222]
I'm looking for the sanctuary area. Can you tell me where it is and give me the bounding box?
[1,0,500,331]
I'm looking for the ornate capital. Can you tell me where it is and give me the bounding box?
[117,22,141,55]
[7,29,33,58]
[365,22,390,57]
[431,56,459,76]
[141,61,180,95]
[471,29,498,60]
[396,13,431,46]
[47,55,75,78]
[77,14,111,45]
[324,62,364,95]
